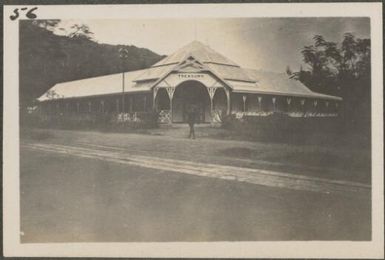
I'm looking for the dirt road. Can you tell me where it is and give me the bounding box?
[20,129,371,242]
[23,142,369,196]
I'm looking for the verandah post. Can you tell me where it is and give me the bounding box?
[225,88,231,115]
[166,87,175,123]
[153,87,159,112]
[129,96,133,113]
[242,95,247,113]
[207,87,217,120]
[122,72,125,113]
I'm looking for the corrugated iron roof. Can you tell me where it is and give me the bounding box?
[237,69,342,100]
[133,64,175,82]
[152,41,239,67]
[206,63,255,83]
[38,69,151,101]
[38,41,342,102]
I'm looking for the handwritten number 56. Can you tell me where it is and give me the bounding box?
[10,7,38,21]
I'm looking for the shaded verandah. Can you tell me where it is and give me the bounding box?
[230,93,340,118]
[39,91,154,125]
[39,83,341,125]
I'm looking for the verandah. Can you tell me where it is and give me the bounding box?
[40,87,340,126]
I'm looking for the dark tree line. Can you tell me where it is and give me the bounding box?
[20,20,164,109]
[287,33,371,130]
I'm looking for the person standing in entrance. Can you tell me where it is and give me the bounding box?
[187,105,197,139]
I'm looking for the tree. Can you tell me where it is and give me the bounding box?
[45,89,63,99]
[67,24,94,41]
[32,19,61,31]
[19,20,163,110]
[292,33,371,130]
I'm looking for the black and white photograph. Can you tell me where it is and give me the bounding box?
[3,2,383,258]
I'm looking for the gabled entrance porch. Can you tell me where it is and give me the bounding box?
[153,76,230,124]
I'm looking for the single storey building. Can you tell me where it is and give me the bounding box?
[38,41,342,124]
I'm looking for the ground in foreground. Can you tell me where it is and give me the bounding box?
[20,128,371,242]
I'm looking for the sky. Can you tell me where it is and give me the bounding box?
[56,17,370,73]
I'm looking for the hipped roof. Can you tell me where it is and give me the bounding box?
[241,69,341,100]
[37,69,153,101]
[151,40,239,67]
[38,40,342,102]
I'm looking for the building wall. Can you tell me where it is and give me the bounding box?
[229,93,340,116]
[41,92,154,115]
[39,90,341,124]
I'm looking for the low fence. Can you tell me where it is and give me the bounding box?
[220,112,357,145]
[22,110,368,147]
[25,110,341,129]
[158,110,172,124]
[224,112,343,131]
[28,112,159,130]
[231,111,339,119]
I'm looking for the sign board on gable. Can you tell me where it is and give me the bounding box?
[156,72,224,89]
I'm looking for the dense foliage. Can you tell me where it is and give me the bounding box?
[19,20,164,109]
[288,34,371,131]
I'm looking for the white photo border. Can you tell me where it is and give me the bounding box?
[3,2,383,258]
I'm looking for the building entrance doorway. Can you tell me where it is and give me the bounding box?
[172,80,211,123]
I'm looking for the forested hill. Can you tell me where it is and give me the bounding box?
[19,20,164,108]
